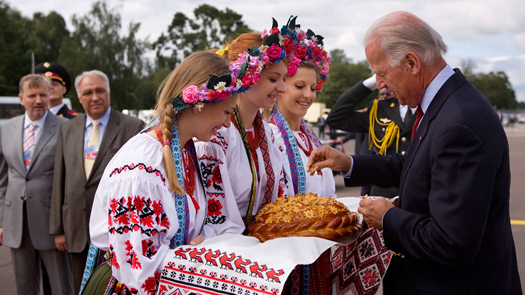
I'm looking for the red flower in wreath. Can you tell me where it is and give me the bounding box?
[295,45,308,59]
[269,27,280,35]
[315,80,325,91]
[283,38,296,55]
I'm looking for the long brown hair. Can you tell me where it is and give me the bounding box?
[154,51,231,194]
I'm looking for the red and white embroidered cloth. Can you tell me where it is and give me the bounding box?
[158,197,391,295]
[331,196,393,295]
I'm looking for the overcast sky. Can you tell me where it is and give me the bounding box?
[12,0,525,103]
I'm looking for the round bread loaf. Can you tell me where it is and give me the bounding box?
[247,193,361,242]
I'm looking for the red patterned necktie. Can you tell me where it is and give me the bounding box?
[23,122,37,170]
[411,107,424,140]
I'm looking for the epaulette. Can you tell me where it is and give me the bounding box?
[67,109,80,117]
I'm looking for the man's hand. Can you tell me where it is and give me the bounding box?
[0,227,3,245]
[55,234,68,252]
[307,145,352,175]
[189,235,204,246]
[358,198,395,230]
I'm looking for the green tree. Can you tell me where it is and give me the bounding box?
[471,71,517,110]
[153,4,251,69]
[0,0,33,95]
[317,50,373,109]
[0,2,72,95]
[134,68,172,110]
[461,59,517,109]
[59,0,149,111]
[30,11,70,63]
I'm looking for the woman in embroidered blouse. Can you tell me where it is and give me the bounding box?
[196,23,297,225]
[269,59,335,198]
[267,26,334,295]
[89,51,244,295]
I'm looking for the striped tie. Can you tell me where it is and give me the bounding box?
[23,122,37,170]
[84,120,100,178]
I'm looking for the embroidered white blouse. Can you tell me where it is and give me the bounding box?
[90,133,244,294]
[270,124,337,198]
[196,120,294,221]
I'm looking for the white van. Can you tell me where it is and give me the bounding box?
[0,96,73,124]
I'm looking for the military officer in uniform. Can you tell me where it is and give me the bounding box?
[35,62,79,119]
[326,74,417,198]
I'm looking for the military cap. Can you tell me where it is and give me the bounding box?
[34,61,71,95]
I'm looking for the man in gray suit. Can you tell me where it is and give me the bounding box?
[50,70,144,293]
[0,74,73,294]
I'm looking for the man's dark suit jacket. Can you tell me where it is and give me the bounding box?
[50,109,144,253]
[346,70,521,294]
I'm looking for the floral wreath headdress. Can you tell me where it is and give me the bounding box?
[226,16,331,93]
[225,18,295,93]
[274,16,331,91]
[171,73,238,112]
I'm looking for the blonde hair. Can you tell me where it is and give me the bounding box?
[19,74,51,94]
[154,51,231,194]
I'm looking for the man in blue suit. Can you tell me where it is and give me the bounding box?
[308,11,521,295]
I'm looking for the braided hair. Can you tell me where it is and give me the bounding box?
[153,51,231,194]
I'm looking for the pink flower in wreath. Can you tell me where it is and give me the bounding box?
[320,61,330,76]
[214,91,230,101]
[182,85,199,104]
[287,57,301,77]
[252,73,260,83]
[266,43,282,61]
[287,61,298,77]
[241,74,253,88]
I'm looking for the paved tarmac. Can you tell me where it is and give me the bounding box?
[1,124,525,293]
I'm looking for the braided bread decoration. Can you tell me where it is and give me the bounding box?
[247,193,361,242]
